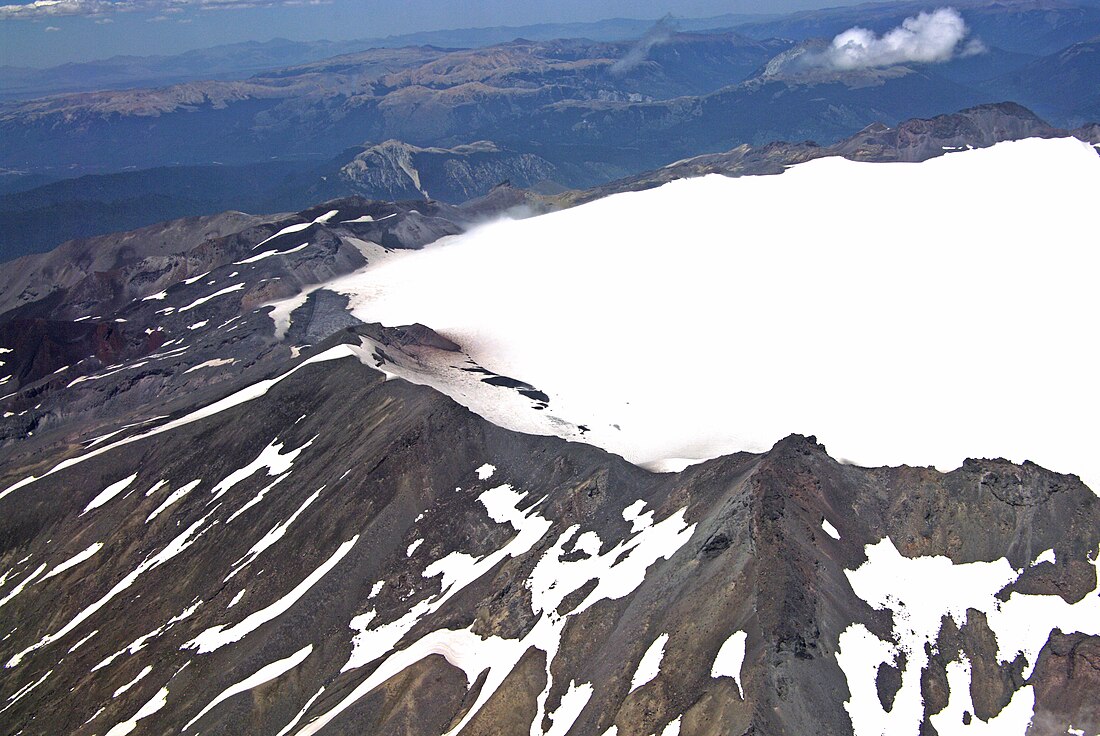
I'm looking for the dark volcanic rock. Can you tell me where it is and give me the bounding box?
[0,335,1096,734]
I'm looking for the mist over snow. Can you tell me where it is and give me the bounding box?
[334,137,1100,493]
[818,7,985,70]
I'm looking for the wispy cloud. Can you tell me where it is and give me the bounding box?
[610,14,677,76]
[0,0,330,21]
[44,23,59,29]
[819,8,985,70]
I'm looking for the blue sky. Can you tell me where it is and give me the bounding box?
[0,0,858,68]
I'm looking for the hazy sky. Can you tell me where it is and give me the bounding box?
[0,0,864,68]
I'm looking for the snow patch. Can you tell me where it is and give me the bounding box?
[145,479,200,523]
[178,283,244,312]
[103,686,168,736]
[185,535,358,654]
[837,538,1100,736]
[711,630,747,698]
[182,645,312,731]
[184,358,237,373]
[80,473,138,514]
[0,564,46,609]
[1032,548,1056,566]
[630,633,668,692]
[112,665,152,698]
[42,542,103,580]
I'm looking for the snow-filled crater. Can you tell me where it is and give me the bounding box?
[333,138,1100,491]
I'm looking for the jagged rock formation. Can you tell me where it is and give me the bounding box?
[335,141,559,203]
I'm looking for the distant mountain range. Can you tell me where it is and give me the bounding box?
[0,14,767,102]
[1,0,1099,261]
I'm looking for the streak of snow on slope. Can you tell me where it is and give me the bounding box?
[711,630,747,698]
[67,630,97,653]
[145,479,200,522]
[178,283,244,312]
[181,644,312,731]
[235,241,310,265]
[837,538,1100,736]
[274,685,326,736]
[181,271,210,285]
[184,358,237,373]
[0,669,50,714]
[822,518,841,540]
[630,633,668,692]
[94,600,203,672]
[103,686,168,736]
[225,486,321,580]
[112,665,152,698]
[185,535,358,654]
[81,473,138,515]
[67,362,149,388]
[252,222,312,250]
[6,508,218,668]
[143,479,168,496]
[42,542,103,579]
[0,345,360,503]
[210,437,312,502]
[225,473,291,524]
[331,138,1100,492]
[296,491,695,736]
[0,564,46,609]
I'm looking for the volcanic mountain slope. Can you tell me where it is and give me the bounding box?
[1,113,1100,736]
[0,326,1097,736]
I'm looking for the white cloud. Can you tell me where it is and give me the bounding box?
[0,0,133,21]
[0,0,328,21]
[822,8,982,70]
